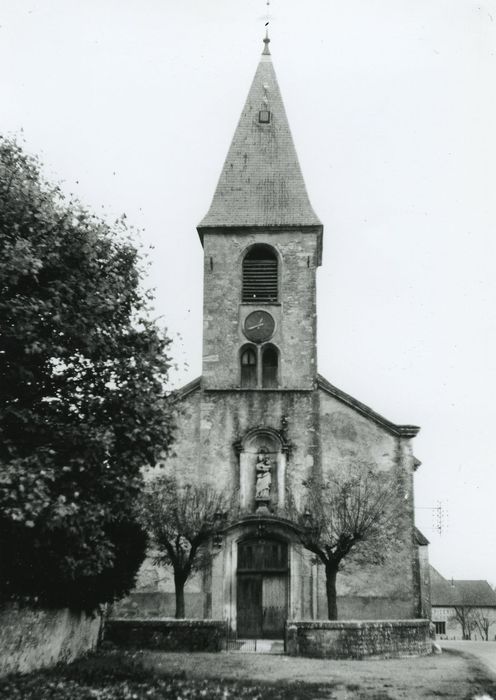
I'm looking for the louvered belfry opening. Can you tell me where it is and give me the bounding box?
[242,245,278,303]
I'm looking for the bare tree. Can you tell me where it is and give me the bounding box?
[288,466,401,620]
[451,605,477,640]
[137,475,230,618]
[472,609,495,641]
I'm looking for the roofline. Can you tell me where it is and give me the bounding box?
[429,565,496,606]
[414,526,430,546]
[317,374,420,438]
[172,374,420,438]
[431,602,496,609]
[197,224,324,266]
[172,376,202,401]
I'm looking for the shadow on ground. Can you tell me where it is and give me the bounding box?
[1,648,496,699]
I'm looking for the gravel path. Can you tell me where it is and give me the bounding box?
[441,640,496,678]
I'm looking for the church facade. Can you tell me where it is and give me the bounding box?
[122,37,425,636]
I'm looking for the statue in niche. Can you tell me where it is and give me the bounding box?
[255,451,272,501]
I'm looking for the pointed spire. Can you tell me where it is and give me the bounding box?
[262,29,271,56]
[198,41,322,233]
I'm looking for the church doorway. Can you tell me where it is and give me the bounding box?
[236,538,288,639]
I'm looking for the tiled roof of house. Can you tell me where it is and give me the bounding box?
[430,565,496,607]
[198,36,322,231]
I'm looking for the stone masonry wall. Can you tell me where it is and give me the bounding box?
[202,230,319,390]
[105,619,227,652]
[113,567,207,620]
[152,384,318,500]
[317,388,419,619]
[418,544,431,619]
[131,381,421,621]
[0,604,101,677]
[286,620,431,659]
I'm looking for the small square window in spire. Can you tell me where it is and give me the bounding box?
[259,110,271,124]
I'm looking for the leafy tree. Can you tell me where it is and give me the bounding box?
[289,465,401,620]
[0,137,175,609]
[137,475,230,618]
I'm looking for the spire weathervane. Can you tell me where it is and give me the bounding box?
[262,0,271,55]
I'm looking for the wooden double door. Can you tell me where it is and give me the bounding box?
[236,539,288,639]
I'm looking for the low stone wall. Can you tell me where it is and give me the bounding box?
[0,604,101,676]
[105,619,227,652]
[286,620,431,659]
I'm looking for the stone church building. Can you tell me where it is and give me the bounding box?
[121,36,426,637]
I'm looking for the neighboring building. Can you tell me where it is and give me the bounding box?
[117,35,427,634]
[431,566,496,640]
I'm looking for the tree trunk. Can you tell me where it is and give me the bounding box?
[325,563,339,621]
[174,572,186,619]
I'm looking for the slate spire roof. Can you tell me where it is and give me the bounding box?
[198,34,322,232]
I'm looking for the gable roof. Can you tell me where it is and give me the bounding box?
[173,373,420,439]
[414,527,430,546]
[172,376,201,402]
[430,565,496,607]
[198,38,322,234]
[317,374,420,438]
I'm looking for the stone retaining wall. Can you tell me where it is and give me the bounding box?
[105,619,227,652]
[286,620,431,659]
[0,604,101,676]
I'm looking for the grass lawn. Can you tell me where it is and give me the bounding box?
[1,648,496,699]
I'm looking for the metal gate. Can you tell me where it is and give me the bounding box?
[225,624,285,653]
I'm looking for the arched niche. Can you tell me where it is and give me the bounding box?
[235,428,288,513]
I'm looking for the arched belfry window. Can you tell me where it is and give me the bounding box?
[242,245,278,303]
[240,345,257,388]
[262,344,278,388]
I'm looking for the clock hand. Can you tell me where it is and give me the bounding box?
[247,321,264,330]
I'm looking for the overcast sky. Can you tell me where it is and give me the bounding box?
[2,0,496,586]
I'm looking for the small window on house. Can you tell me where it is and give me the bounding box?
[242,245,278,303]
[262,345,278,388]
[434,621,446,635]
[259,110,271,123]
[240,346,257,388]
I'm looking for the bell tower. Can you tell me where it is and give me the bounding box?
[197,34,323,392]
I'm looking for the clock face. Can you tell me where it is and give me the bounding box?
[243,310,275,343]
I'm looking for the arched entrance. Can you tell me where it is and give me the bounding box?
[236,538,288,639]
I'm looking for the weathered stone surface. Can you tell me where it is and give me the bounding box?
[105,619,227,652]
[286,620,431,659]
[132,377,421,622]
[0,604,101,676]
[202,230,319,391]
